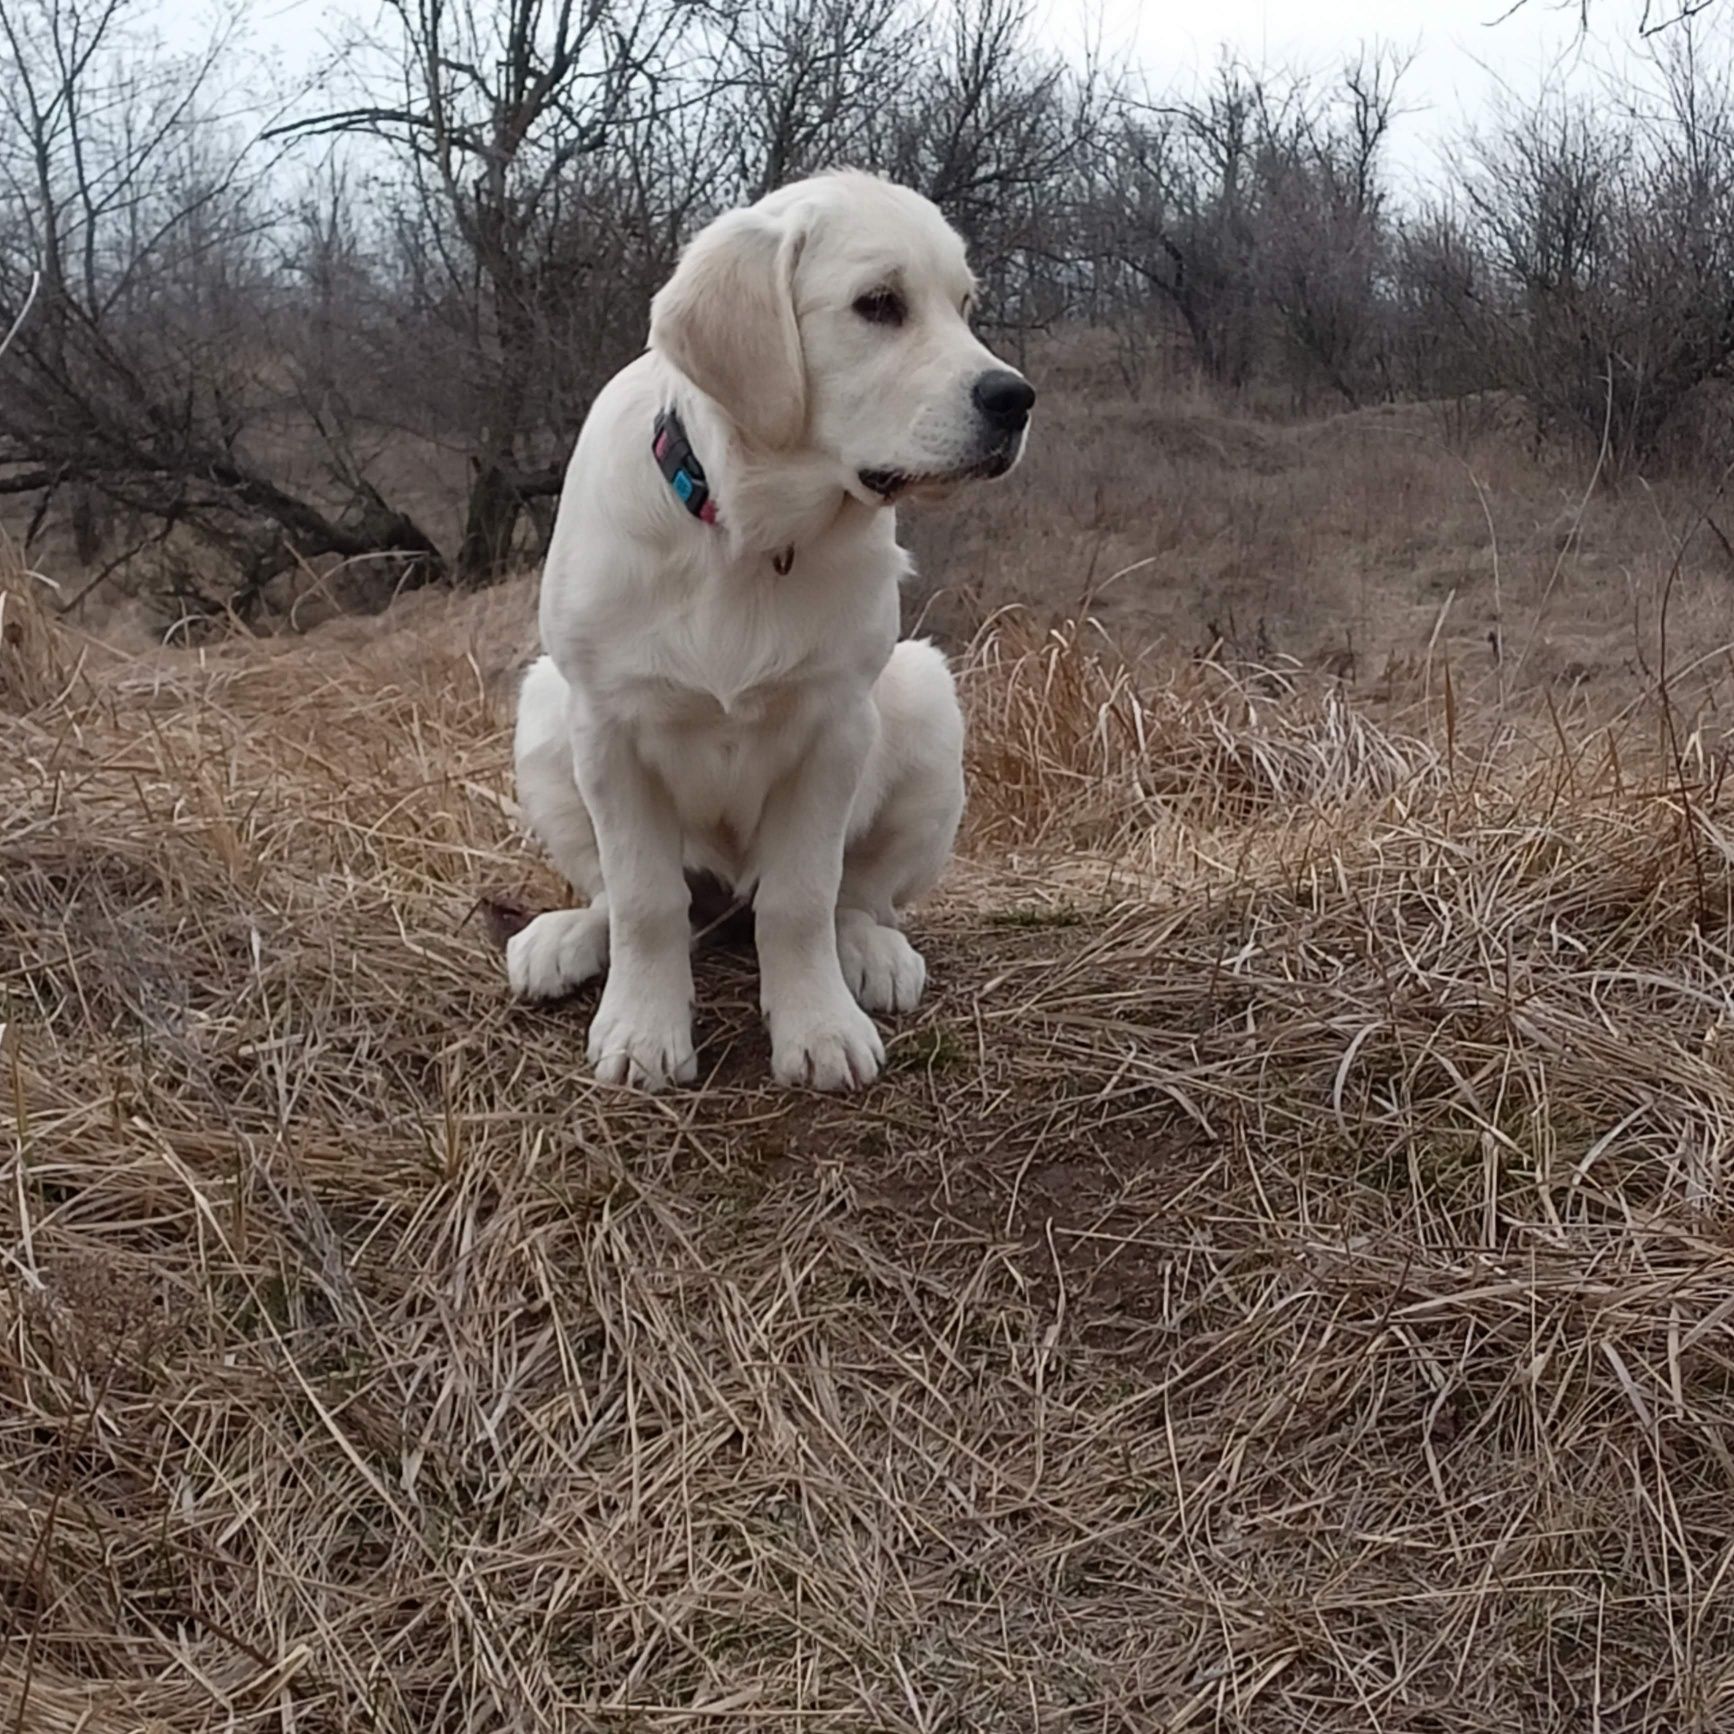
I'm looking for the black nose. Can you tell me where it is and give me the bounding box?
[972,369,1036,432]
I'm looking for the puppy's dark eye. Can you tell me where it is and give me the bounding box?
[853,289,905,327]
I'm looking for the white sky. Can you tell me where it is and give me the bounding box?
[1054,0,1684,184]
[240,0,1700,191]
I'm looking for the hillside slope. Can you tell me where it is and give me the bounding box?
[5,576,1734,1731]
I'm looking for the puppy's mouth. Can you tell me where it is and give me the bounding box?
[858,445,1018,502]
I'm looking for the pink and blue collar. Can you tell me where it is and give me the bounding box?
[653,405,796,574]
[653,407,718,526]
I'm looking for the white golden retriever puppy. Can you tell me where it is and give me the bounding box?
[507,169,1035,1091]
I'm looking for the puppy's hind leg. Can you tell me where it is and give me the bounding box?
[506,656,611,1000]
[837,641,965,1015]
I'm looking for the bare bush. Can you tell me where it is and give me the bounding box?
[1384,204,1496,408]
[1094,63,1268,391]
[1253,49,1409,407]
[1088,50,1409,405]
[1456,38,1734,473]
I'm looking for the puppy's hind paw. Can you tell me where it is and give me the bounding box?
[506,907,609,1000]
[837,913,926,1015]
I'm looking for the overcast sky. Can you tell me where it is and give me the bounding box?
[242,0,1700,190]
[1057,0,1685,183]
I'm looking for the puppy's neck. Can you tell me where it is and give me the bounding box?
[675,389,873,563]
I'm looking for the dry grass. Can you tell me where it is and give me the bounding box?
[907,336,1734,708]
[8,548,1734,1732]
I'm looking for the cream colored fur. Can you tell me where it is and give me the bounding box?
[507,170,1032,1091]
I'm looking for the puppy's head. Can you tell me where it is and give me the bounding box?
[649,170,1033,505]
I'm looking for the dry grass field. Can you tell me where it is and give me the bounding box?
[8,401,1734,1730]
[909,341,1734,709]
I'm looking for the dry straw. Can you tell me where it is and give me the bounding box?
[5,561,1734,1730]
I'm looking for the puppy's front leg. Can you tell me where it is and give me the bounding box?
[756,702,885,1091]
[573,724,696,1090]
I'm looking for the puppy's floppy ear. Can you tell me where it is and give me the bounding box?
[650,208,806,450]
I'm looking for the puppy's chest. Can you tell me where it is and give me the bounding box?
[642,684,812,863]
[615,585,851,718]
[617,604,828,805]
[629,595,850,849]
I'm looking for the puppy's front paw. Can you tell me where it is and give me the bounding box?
[587,979,696,1091]
[837,914,926,1014]
[770,996,885,1092]
[507,907,609,1000]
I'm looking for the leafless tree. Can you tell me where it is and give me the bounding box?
[1385,203,1495,411]
[0,0,444,616]
[1090,51,1412,404]
[1092,63,1268,389]
[720,0,911,198]
[873,0,1106,331]
[1500,0,1721,35]
[278,0,715,582]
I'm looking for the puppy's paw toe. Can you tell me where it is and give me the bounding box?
[589,1040,697,1091]
[771,999,885,1092]
[586,987,696,1092]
